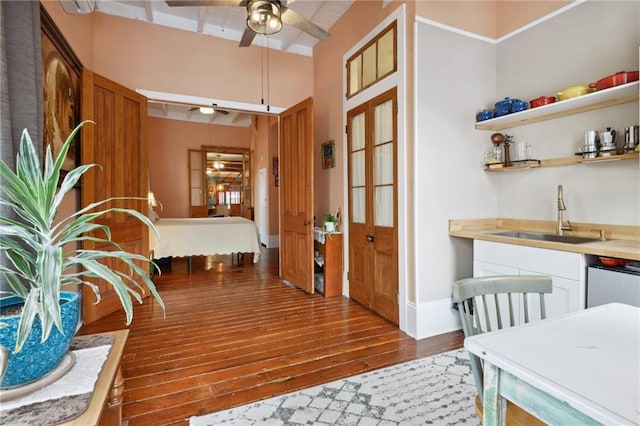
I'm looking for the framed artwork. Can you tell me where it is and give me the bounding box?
[321,140,335,169]
[41,5,82,177]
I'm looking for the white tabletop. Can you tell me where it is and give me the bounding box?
[465,303,640,425]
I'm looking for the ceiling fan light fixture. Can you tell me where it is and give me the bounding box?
[247,0,282,36]
[199,106,215,114]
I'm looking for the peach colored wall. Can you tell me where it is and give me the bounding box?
[90,13,313,110]
[496,1,571,38]
[268,117,279,235]
[252,115,270,173]
[415,1,496,38]
[41,1,95,68]
[148,118,251,218]
[249,114,279,238]
[414,0,570,39]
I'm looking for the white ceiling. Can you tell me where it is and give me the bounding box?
[147,101,254,127]
[91,0,352,56]
[80,0,352,126]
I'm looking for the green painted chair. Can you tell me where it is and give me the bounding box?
[453,275,552,425]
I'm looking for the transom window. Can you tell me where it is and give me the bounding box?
[347,22,397,98]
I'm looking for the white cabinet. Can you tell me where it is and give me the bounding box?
[473,240,585,321]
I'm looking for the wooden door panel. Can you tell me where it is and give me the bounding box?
[81,69,148,324]
[279,98,314,292]
[348,232,369,306]
[371,236,398,323]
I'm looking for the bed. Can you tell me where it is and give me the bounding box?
[149,216,261,263]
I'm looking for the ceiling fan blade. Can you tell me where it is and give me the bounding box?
[166,0,244,7]
[239,26,257,47]
[280,6,330,41]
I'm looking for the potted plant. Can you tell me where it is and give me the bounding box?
[323,212,338,233]
[0,122,164,388]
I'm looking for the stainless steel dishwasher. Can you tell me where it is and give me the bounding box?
[586,264,640,308]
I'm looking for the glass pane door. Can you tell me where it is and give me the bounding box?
[373,99,394,227]
[350,112,366,224]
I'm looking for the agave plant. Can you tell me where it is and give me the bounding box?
[0,121,165,352]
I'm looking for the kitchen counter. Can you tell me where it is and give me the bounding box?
[449,218,640,261]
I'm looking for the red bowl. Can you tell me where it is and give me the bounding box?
[530,96,556,108]
[589,71,639,91]
[599,257,630,267]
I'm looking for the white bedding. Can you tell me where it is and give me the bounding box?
[149,217,261,262]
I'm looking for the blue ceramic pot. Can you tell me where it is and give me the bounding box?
[0,291,79,388]
[476,109,493,122]
[493,107,511,117]
[511,100,529,113]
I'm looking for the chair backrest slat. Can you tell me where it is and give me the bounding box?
[507,293,515,327]
[481,295,492,332]
[452,275,553,405]
[523,292,530,323]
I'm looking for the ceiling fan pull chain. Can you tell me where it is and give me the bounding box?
[260,34,265,106]
[266,39,270,112]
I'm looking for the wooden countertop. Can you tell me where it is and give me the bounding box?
[449,218,640,261]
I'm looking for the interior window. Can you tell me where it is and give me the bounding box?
[346,22,397,99]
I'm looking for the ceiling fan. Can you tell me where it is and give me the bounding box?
[165,0,331,47]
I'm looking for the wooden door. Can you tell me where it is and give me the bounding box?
[81,69,149,324]
[347,88,398,324]
[279,98,314,292]
[188,149,208,217]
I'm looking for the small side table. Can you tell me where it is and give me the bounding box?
[63,329,128,426]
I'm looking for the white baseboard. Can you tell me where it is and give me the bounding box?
[408,298,461,340]
[267,235,280,248]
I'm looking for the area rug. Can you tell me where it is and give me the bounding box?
[190,349,479,426]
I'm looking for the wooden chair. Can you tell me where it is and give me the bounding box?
[452,275,552,426]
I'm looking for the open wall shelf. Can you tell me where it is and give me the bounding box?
[485,152,638,171]
[475,82,639,131]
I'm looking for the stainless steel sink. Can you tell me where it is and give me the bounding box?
[492,231,599,244]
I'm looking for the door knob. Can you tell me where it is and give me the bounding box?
[304,220,311,226]
[367,235,376,242]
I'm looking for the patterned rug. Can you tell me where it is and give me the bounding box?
[190,349,479,426]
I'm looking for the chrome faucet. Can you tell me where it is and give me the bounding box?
[556,184,572,235]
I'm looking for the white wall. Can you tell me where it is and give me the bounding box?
[412,20,497,337]
[411,1,640,338]
[494,1,640,225]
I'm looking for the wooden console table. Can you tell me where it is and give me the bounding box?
[63,329,128,426]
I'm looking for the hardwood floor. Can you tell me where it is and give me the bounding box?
[80,248,464,425]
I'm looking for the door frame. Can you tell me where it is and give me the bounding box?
[343,5,408,332]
